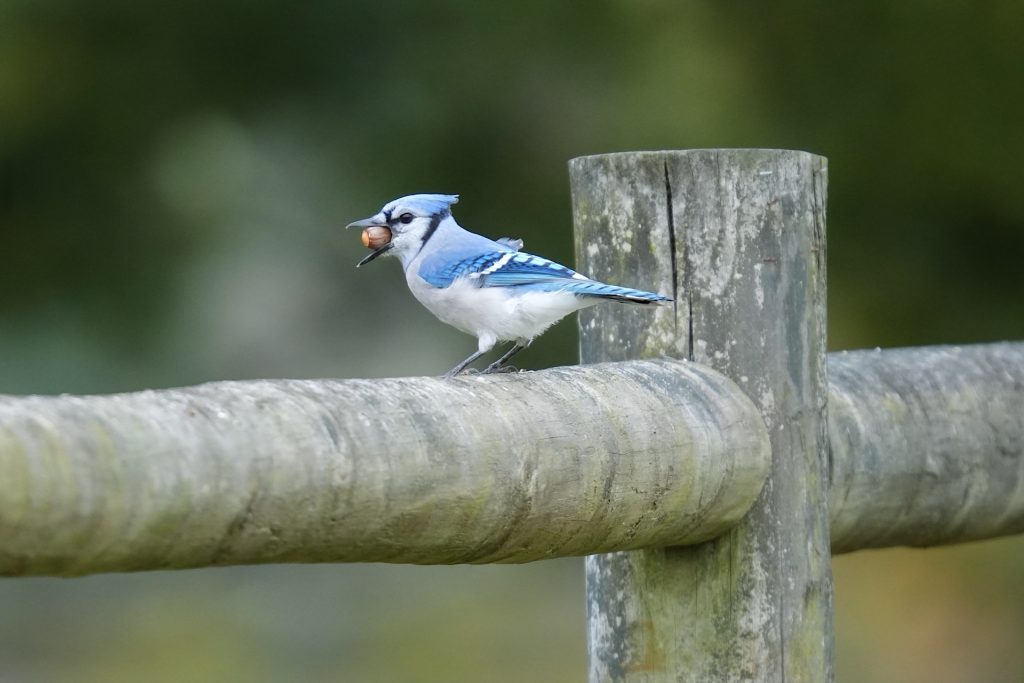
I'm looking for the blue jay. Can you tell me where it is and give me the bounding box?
[347,194,671,376]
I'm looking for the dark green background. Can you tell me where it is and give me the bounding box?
[2,2,1022,681]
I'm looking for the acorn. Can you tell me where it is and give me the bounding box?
[361,226,392,250]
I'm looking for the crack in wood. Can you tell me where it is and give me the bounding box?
[664,160,694,359]
[663,160,679,333]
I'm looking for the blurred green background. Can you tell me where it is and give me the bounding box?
[2,1,1023,681]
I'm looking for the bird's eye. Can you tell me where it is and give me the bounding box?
[399,213,415,224]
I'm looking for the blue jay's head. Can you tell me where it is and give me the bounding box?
[347,194,459,267]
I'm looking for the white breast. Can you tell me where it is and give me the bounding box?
[407,274,597,351]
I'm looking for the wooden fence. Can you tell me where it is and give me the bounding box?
[1,149,1022,682]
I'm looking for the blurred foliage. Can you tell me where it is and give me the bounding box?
[1,1,1022,681]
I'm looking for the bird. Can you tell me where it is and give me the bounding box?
[346,193,672,376]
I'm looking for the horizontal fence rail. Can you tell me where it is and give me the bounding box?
[1,343,1022,577]
[0,360,770,576]
[829,342,1024,552]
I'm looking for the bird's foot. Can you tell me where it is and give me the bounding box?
[482,364,520,375]
[443,367,480,378]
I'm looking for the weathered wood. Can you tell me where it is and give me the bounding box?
[3,340,1020,581]
[0,360,770,576]
[830,342,1024,552]
[571,149,832,682]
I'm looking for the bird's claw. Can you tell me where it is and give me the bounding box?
[483,364,519,375]
[443,367,480,378]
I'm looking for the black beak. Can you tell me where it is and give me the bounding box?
[356,243,392,267]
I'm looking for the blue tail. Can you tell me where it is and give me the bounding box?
[522,279,672,304]
[570,280,673,304]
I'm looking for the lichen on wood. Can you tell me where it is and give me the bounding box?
[572,148,833,683]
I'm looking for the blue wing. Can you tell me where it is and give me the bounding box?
[419,250,671,304]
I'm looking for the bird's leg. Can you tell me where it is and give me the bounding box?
[444,350,488,377]
[482,342,528,374]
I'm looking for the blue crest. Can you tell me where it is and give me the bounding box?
[383,193,459,218]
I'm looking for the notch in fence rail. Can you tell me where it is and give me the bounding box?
[570,149,833,683]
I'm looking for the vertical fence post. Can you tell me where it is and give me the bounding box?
[570,149,831,682]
